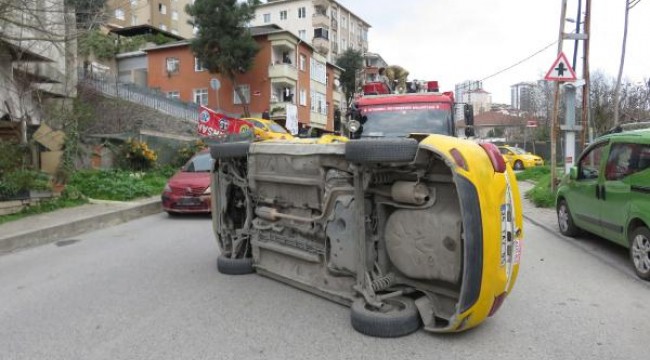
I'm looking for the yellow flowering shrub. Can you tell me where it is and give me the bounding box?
[121,138,157,170]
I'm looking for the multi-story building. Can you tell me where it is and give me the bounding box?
[511,82,537,114]
[249,0,370,62]
[455,80,491,116]
[1,0,76,140]
[145,25,343,131]
[362,52,388,83]
[455,80,483,107]
[106,0,195,39]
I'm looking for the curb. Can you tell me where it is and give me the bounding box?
[0,199,162,254]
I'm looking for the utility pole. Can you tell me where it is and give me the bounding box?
[581,0,592,149]
[551,0,568,193]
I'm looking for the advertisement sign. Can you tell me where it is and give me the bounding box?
[197,106,253,137]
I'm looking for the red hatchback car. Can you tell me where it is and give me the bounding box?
[162,149,212,215]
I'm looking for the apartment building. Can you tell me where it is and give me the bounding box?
[1,0,76,138]
[362,52,388,83]
[106,0,195,38]
[145,26,343,131]
[249,0,370,62]
[511,82,537,114]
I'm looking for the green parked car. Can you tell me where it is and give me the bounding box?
[556,128,650,280]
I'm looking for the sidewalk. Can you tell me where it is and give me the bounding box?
[0,181,557,255]
[0,197,162,255]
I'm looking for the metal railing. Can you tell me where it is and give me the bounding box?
[78,69,200,122]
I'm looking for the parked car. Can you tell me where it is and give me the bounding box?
[556,128,650,280]
[209,136,523,337]
[242,117,294,141]
[161,149,212,215]
[498,145,544,170]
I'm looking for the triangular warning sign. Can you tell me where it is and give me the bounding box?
[544,52,577,81]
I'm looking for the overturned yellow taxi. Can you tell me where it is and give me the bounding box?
[210,135,522,337]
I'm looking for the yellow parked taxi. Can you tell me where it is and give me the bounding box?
[242,117,294,141]
[499,145,544,170]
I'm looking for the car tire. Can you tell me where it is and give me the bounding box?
[350,296,421,338]
[557,199,580,237]
[629,226,650,281]
[514,160,524,171]
[210,142,250,160]
[345,138,418,164]
[217,254,255,275]
[166,211,180,217]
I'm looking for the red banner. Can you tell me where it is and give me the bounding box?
[197,106,253,137]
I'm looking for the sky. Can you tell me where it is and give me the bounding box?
[337,0,650,104]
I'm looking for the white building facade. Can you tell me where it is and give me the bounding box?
[249,0,371,62]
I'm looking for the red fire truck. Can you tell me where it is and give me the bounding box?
[346,81,475,139]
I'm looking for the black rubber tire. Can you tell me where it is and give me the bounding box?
[210,142,250,160]
[345,138,418,164]
[216,254,255,275]
[557,199,580,237]
[629,227,650,281]
[166,211,180,217]
[350,296,421,338]
[513,160,524,171]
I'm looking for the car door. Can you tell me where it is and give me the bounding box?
[601,142,648,245]
[499,147,515,167]
[566,141,608,234]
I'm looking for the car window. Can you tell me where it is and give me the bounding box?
[578,142,607,180]
[252,120,265,129]
[183,153,212,172]
[511,147,526,155]
[499,147,509,155]
[268,121,288,133]
[605,143,650,180]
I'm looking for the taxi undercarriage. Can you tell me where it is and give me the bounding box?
[210,138,516,337]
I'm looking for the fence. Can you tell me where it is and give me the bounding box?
[78,69,200,122]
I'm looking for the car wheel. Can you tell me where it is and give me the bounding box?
[210,141,250,160]
[166,211,180,217]
[629,227,650,280]
[345,138,418,164]
[557,199,580,237]
[514,160,524,171]
[216,254,254,275]
[350,296,421,338]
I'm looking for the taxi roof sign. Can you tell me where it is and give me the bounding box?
[544,52,577,82]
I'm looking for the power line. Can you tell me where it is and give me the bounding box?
[480,40,558,82]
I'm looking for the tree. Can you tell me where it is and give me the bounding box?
[613,0,642,125]
[185,0,261,117]
[335,48,363,107]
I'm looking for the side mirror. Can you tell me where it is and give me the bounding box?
[463,104,474,126]
[569,167,578,180]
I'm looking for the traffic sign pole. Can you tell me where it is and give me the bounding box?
[550,0,568,193]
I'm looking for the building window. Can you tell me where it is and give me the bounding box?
[314,27,328,40]
[166,57,179,74]
[233,85,251,104]
[342,38,347,50]
[310,58,326,84]
[160,23,167,31]
[298,30,306,40]
[194,57,206,72]
[171,29,179,35]
[341,15,347,28]
[299,54,306,71]
[115,8,125,20]
[172,11,178,21]
[130,0,138,7]
[159,3,167,14]
[299,89,307,106]
[167,91,180,100]
[263,13,271,23]
[298,7,306,18]
[193,89,209,105]
[193,25,199,35]
[131,15,138,26]
[280,10,287,20]
[310,91,326,115]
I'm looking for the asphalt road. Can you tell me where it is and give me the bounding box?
[1,213,648,360]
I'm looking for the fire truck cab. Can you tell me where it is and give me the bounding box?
[346,81,475,139]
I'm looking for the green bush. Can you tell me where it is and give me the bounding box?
[525,173,556,208]
[69,169,170,201]
[516,165,550,182]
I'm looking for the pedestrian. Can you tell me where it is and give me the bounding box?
[262,109,270,120]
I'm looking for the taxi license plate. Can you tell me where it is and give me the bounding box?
[178,197,201,206]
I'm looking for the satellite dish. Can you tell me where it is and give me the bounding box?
[334,79,340,87]
[210,78,221,90]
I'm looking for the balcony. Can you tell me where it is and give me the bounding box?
[312,13,330,28]
[268,63,298,82]
[313,37,330,53]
